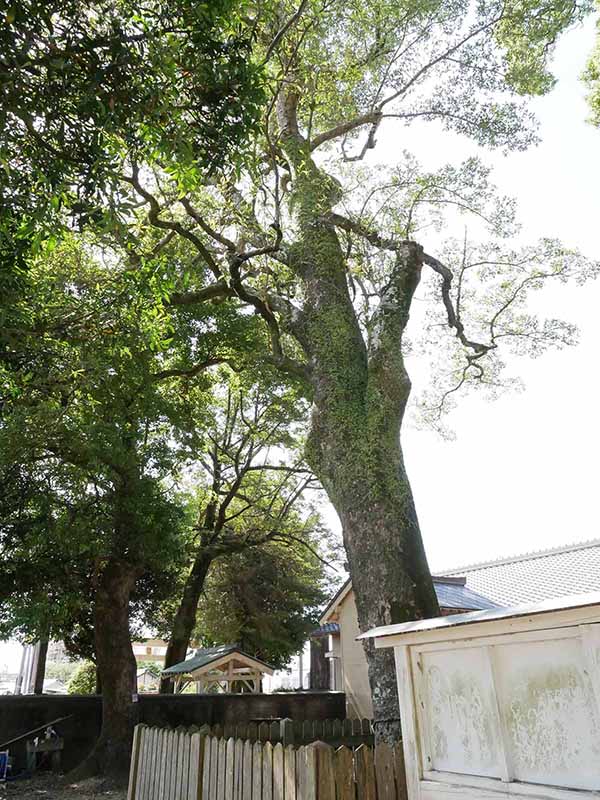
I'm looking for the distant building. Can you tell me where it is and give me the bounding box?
[312,538,600,719]
[312,576,497,718]
[132,638,168,666]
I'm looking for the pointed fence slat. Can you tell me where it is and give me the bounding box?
[225,738,236,800]
[146,725,157,800]
[315,742,336,800]
[168,730,178,800]
[334,746,354,800]
[209,737,219,800]
[284,745,297,800]
[355,744,376,800]
[180,731,190,799]
[272,743,284,800]
[190,731,203,800]
[157,728,169,800]
[297,744,316,800]
[252,741,263,800]
[217,737,227,800]
[134,726,146,800]
[262,741,273,800]
[234,738,245,800]
[200,733,211,800]
[258,722,270,742]
[242,739,253,800]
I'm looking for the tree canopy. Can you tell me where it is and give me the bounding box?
[1,0,597,764]
[196,540,330,671]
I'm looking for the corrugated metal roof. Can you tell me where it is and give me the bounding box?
[162,644,274,676]
[443,538,600,607]
[434,579,499,610]
[359,591,600,642]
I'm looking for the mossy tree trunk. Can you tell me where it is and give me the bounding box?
[278,90,440,742]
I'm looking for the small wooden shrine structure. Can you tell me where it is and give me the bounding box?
[161,644,274,694]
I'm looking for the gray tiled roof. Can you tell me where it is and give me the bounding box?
[162,644,274,676]
[443,538,600,607]
[319,577,498,627]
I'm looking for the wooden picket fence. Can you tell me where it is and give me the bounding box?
[199,718,373,749]
[127,725,406,800]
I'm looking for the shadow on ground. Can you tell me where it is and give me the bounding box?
[2,774,126,799]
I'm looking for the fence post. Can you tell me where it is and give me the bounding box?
[127,724,145,800]
[280,718,295,747]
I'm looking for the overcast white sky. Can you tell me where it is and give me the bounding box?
[382,16,600,572]
[2,18,599,674]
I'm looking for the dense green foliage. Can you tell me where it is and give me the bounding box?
[68,660,97,695]
[0,0,264,232]
[196,541,330,670]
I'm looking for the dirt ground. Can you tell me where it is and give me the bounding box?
[1,774,126,800]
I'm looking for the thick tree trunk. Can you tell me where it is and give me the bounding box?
[277,101,439,741]
[309,636,329,690]
[71,558,138,779]
[160,552,213,693]
[32,638,48,695]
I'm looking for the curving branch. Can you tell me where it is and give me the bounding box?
[168,281,235,306]
[310,110,382,151]
[122,165,224,280]
[152,357,237,380]
[421,252,493,356]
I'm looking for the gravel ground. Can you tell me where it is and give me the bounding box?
[1,774,126,800]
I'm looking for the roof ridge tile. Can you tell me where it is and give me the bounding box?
[440,536,600,574]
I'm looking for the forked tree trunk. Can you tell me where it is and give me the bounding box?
[160,552,213,693]
[71,558,138,779]
[277,99,439,741]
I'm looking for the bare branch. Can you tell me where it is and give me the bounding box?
[152,357,236,381]
[422,252,493,356]
[310,110,382,151]
[263,0,310,63]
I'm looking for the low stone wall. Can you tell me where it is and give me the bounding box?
[0,691,345,772]
[0,695,102,772]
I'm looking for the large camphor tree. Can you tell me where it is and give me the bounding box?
[121,0,598,740]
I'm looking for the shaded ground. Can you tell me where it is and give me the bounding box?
[2,774,126,800]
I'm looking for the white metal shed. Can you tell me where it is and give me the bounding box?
[362,592,600,800]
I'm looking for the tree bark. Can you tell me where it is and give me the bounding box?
[309,636,329,690]
[160,551,213,693]
[277,93,440,742]
[70,558,139,779]
[32,638,48,695]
